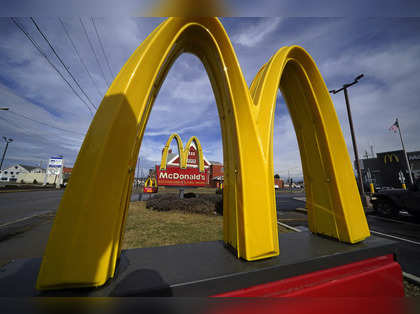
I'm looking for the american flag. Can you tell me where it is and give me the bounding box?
[389,118,399,133]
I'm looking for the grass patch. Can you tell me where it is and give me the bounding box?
[122,200,292,250]
[122,201,223,249]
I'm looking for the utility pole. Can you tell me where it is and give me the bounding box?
[0,137,13,170]
[330,74,366,201]
[136,158,140,187]
[394,118,414,185]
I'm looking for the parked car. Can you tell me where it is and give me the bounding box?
[371,179,420,217]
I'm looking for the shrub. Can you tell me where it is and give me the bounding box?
[146,193,223,215]
[184,192,196,199]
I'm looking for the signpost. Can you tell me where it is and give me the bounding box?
[43,156,63,188]
[157,133,210,187]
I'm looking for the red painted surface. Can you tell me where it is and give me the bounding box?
[213,254,404,297]
[156,165,209,187]
[143,187,158,193]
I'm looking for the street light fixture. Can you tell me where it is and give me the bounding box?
[0,108,9,111]
[0,137,13,170]
[329,74,366,203]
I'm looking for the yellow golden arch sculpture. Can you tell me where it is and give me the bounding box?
[37,17,370,290]
[160,133,205,172]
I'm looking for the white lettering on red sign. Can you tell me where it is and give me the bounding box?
[156,165,209,187]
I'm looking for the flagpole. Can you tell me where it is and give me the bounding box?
[396,118,414,185]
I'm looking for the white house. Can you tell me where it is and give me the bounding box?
[0,164,44,182]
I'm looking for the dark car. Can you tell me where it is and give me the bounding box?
[371,179,420,217]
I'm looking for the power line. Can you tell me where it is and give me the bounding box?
[30,17,97,112]
[6,110,86,136]
[91,17,115,82]
[59,18,103,99]
[10,17,94,117]
[79,17,110,88]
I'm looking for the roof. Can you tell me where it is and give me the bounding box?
[167,152,177,162]
[20,165,39,172]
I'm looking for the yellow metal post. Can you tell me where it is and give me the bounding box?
[370,183,375,194]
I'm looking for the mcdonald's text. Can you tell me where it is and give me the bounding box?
[156,165,209,186]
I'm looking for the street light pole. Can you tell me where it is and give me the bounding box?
[1,137,13,170]
[330,74,366,201]
[395,118,414,185]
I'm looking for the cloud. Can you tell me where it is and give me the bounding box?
[1,17,420,183]
[232,18,283,47]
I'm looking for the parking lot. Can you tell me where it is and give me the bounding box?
[276,192,420,277]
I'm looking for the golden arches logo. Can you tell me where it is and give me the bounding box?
[384,153,400,164]
[160,133,205,172]
[144,177,157,188]
[37,17,370,290]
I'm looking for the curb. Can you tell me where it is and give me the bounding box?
[0,210,54,228]
[0,188,60,193]
[403,272,420,286]
[0,211,54,241]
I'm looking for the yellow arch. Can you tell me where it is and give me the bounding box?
[145,177,157,187]
[160,133,205,172]
[250,46,370,243]
[160,133,183,170]
[36,17,369,290]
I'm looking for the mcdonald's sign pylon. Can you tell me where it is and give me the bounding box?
[157,133,211,187]
[36,17,370,290]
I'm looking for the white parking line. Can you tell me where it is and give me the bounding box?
[403,272,420,285]
[370,230,420,246]
[277,221,302,232]
[368,215,420,227]
[293,197,306,202]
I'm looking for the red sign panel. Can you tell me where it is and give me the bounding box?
[156,165,209,187]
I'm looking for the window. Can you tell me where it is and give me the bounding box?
[4,171,8,174]
[11,172,14,175]
[15,166,18,169]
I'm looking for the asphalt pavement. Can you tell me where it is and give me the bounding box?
[276,191,420,277]
[0,189,419,278]
[0,190,64,225]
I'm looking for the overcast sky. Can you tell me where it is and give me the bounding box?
[1,17,419,179]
